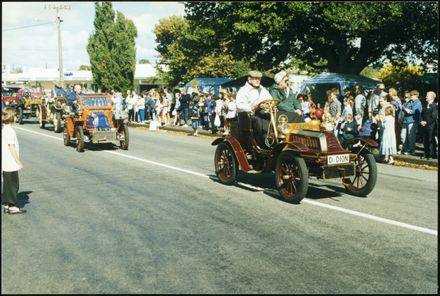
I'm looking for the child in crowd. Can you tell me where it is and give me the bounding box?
[299,94,312,120]
[339,113,358,149]
[379,105,397,164]
[190,99,200,136]
[223,93,237,136]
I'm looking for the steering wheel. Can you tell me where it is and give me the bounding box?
[257,98,281,110]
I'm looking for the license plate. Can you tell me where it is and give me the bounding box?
[327,154,349,165]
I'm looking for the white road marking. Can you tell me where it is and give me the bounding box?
[15,126,438,236]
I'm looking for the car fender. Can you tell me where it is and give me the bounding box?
[212,137,253,172]
[354,137,378,148]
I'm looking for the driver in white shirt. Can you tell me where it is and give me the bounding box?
[236,70,273,148]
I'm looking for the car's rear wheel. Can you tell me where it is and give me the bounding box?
[343,153,377,196]
[63,125,70,146]
[215,142,237,185]
[119,124,129,150]
[275,151,308,204]
[54,112,62,133]
[75,126,85,152]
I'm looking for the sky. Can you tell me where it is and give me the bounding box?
[2,1,185,71]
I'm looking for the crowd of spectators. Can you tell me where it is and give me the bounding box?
[107,80,437,162]
[320,83,438,163]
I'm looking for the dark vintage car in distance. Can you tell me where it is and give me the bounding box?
[212,98,378,204]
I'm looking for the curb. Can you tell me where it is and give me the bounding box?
[128,122,438,169]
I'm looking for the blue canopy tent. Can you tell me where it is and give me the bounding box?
[299,72,381,106]
[184,77,232,96]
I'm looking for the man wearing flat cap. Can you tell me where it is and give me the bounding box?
[368,83,387,119]
[236,70,273,147]
[268,70,304,123]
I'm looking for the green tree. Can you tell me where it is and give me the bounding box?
[79,65,91,71]
[378,64,424,93]
[185,2,438,74]
[87,2,137,93]
[154,16,251,86]
[139,59,150,64]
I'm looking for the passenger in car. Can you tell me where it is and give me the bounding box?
[268,70,304,123]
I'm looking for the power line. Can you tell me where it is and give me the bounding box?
[2,21,55,32]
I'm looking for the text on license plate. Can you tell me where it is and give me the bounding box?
[327,154,349,165]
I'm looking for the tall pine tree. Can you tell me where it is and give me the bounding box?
[87,2,137,93]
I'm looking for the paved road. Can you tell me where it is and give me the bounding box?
[1,123,437,293]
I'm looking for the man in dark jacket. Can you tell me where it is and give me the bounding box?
[420,91,438,159]
[268,70,304,123]
[179,88,191,126]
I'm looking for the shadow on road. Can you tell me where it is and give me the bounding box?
[16,191,32,208]
[208,172,357,203]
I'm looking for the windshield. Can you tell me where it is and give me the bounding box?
[81,97,110,107]
[2,87,21,97]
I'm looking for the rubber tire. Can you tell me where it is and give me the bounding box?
[119,124,129,150]
[38,106,45,128]
[214,142,238,185]
[17,107,24,124]
[63,125,70,146]
[75,126,85,152]
[343,152,377,197]
[54,112,62,133]
[275,151,308,204]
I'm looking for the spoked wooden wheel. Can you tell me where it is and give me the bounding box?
[275,151,308,204]
[75,126,85,152]
[343,153,377,196]
[63,125,70,146]
[54,112,62,133]
[214,142,237,185]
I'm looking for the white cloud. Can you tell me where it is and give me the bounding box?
[2,2,185,69]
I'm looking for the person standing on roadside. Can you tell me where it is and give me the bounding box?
[354,84,366,126]
[179,88,191,127]
[401,90,422,155]
[125,90,135,123]
[420,91,438,159]
[2,108,26,214]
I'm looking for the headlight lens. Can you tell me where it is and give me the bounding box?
[278,123,289,134]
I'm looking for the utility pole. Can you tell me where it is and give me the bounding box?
[45,4,71,88]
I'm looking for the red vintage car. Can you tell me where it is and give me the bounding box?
[1,85,21,108]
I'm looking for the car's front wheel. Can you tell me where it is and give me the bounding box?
[38,106,45,128]
[17,107,24,124]
[343,152,377,196]
[54,112,62,133]
[75,126,85,152]
[275,151,308,204]
[63,125,70,146]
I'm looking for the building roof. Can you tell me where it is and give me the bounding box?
[185,77,232,89]
[2,64,156,83]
